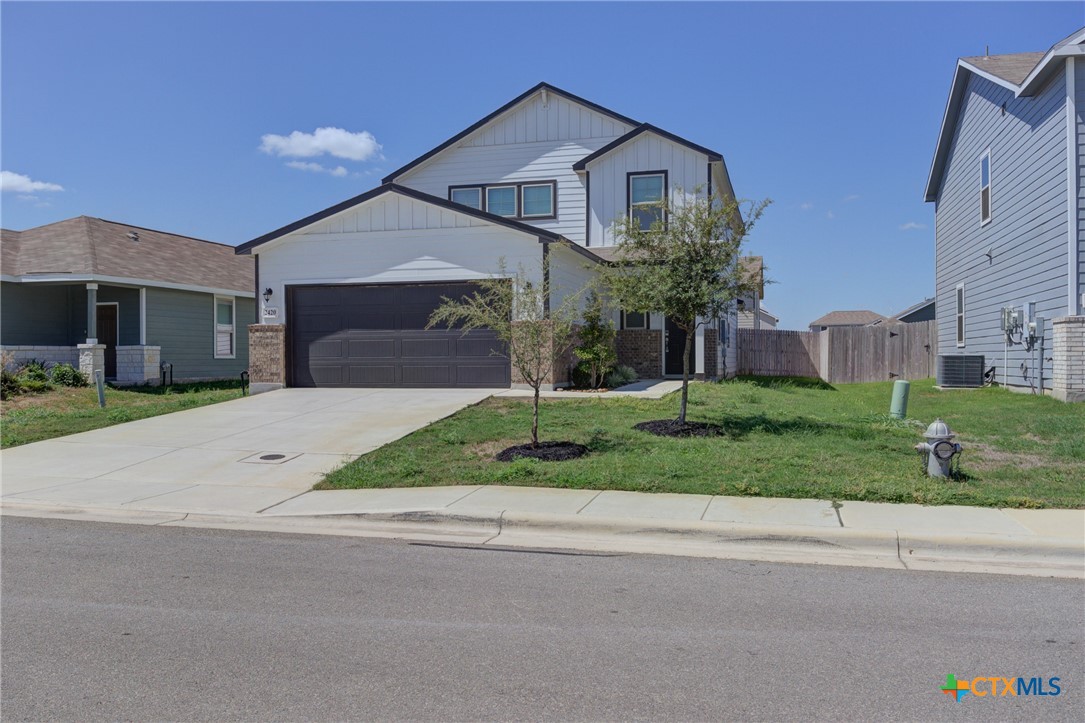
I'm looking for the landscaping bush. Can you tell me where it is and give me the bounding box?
[570,360,599,390]
[19,361,51,383]
[573,290,617,389]
[605,365,638,388]
[1,367,20,400]
[49,363,88,388]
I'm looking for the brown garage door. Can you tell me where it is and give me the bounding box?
[287,283,510,388]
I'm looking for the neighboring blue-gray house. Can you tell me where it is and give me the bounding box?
[924,29,1085,401]
[1,216,254,383]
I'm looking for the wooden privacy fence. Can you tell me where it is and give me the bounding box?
[738,320,938,383]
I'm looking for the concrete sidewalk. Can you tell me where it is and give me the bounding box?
[4,482,1081,578]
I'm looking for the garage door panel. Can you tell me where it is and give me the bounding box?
[289,282,509,388]
[401,365,452,385]
[347,339,396,358]
[349,365,397,385]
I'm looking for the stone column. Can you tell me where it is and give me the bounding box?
[78,343,105,381]
[86,283,98,343]
[1052,316,1085,402]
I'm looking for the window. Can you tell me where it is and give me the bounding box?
[448,181,557,219]
[955,284,965,347]
[629,172,666,230]
[622,310,648,329]
[719,317,730,346]
[450,187,482,210]
[521,183,554,218]
[215,296,235,359]
[980,151,991,224]
[486,186,517,217]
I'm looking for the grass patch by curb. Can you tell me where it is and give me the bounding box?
[320,378,1085,509]
[1,381,247,448]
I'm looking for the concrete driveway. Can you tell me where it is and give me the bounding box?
[0,388,497,515]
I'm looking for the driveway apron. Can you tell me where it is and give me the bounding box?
[0,388,496,515]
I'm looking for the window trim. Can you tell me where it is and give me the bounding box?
[214,295,236,360]
[520,182,556,218]
[449,186,482,210]
[980,150,992,226]
[955,283,965,347]
[621,310,649,330]
[447,180,558,220]
[627,170,668,230]
[485,185,518,218]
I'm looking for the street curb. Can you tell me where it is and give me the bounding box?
[2,502,1081,578]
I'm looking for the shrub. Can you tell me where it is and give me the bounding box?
[573,290,617,389]
[605,365,638,389]
[1,368,20,400]
[50,363,89,387]
[20,378,54,394]
[19,361,51,383]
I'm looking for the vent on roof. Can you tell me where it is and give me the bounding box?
[937,355,985,388]
[127,231,139,242]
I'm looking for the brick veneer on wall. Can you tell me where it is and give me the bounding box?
[248,324,286,385]
[704,328,719,379]
[616,329,662,379]
[1052,316,1085,403]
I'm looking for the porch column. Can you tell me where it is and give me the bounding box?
[86,283,98,343]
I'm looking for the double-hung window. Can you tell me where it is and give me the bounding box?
[215,296,236,359]
[980,151,991,224]
[629,172,666,230]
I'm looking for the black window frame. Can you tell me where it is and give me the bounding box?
[449,186,483,210]
[627,170,668,231]
[621,310,649,330]
[447,180,558,220]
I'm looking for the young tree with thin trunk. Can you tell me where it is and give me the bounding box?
[602,189,770,424]
[427,260,579,448]
[574,289,617,389]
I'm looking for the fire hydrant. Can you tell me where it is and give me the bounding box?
[914,418,962,478]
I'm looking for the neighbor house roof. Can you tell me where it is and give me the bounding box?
[886,297,935,323]
[924,28,1085,202]
[381,82,640,184]
[809,310,886,328]
[1,216,253,295]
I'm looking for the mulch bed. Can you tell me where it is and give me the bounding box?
[633,419,722,438]
[496,441,588,462]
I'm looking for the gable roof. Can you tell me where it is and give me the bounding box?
[571,123,722,171]
[381,82,640,184]
[236,183,604,265]
[808,310,886,328]
[887,297,935,323]
[1,216,253,294]
[924,28,1085,202]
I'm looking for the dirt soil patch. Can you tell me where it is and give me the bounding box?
[633,419,722,438]
[496,441,588,462]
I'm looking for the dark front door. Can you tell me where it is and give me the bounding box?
[288,283,511,388]
[664,317,694,377]
[96,305,118,379]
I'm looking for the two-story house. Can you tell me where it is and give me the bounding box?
[924,29,1084,401]
[239,83,741,391]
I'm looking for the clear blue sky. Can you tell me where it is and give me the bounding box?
[2,1,1081,329]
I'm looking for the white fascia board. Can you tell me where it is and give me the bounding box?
[925,63,971,202]
[7,273,254,298]
[1018,31,1085,96]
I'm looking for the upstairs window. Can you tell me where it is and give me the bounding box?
[521,183,555,218]
[450,187,482,210]
[980,152,991,224]
[486,186,517,217]
[215,296,235,359]
[629,172,666,230]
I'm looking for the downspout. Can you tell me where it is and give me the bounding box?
[541,240,551,316]
[254,254,261,323]
[1067,57,1081,315]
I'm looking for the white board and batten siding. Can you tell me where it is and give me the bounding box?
[255,194,546,323]
[586,132,711,247]
[395,93,633,246]
[1076,57,1085,305]
[934,66,1070,390]
[547,243,598,314]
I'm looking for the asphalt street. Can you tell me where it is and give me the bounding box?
[2,516,1082,721]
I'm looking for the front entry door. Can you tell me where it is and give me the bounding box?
[96,305,118,379]
[664,317,694,376]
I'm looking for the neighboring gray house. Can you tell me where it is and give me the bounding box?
[739,305,778,330]
[886,298,936,325]
[238,83,742,390]
[1,216,255,383]
[808,310,885,332]
[924,29,1085,400]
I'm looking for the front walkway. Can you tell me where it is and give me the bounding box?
[0,388,498,515]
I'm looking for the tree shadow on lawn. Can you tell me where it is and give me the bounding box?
[703,412,840,440]
[734,376,837,391]
[112,380,245,396]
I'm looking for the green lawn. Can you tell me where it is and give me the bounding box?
[1,381,248,448]
[321,378,1085,509]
